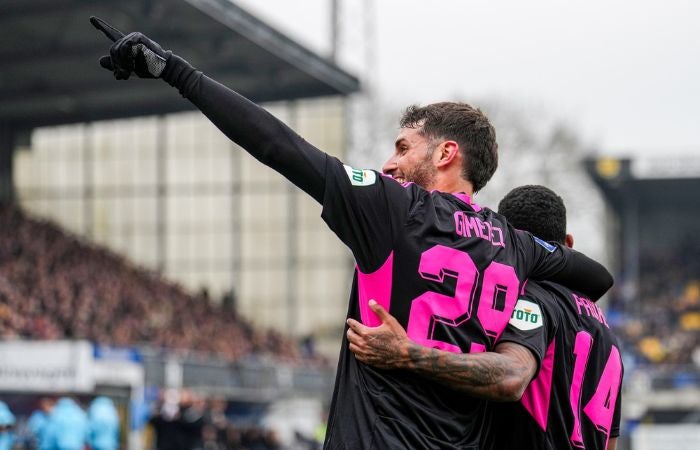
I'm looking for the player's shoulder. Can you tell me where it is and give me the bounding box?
[538,281,617,337]
[522,281,565,318]
[529,281,582,317]
[530,280,572,300]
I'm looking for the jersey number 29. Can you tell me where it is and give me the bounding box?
[406,245,519,353]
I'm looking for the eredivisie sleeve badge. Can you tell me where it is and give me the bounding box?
[343,165,377,186]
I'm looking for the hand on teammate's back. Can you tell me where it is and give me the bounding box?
[90,16,169,80]
[346,300,412,370]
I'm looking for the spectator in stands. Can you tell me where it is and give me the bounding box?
[27,397,55,450]
[201,424,220,450]
[87,397,120,450]
[178,391,206,450]
[203,398,228,448]
[224,425,245,450]
[0,401,16,450]
[241,426,267,450]
[43,397,88,450]
[149,389,182,450]
[262,429,281,450]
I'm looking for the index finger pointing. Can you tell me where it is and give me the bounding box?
[90,16,125,42]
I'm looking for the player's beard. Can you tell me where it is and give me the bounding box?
[405,149,438,189]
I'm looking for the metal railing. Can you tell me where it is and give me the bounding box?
[139,347,335,400]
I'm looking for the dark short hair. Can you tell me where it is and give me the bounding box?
[498,185,566,244]
[400,102,498,193]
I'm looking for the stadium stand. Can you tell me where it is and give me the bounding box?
[0,202,315,365]
[608,241,700,383]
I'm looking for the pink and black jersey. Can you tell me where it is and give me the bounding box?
[319,161,612,449]
[159,58,615,450]
[485,281,624,450]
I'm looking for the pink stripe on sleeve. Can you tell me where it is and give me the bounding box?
[356,252,394,327]
[520,340,556,431]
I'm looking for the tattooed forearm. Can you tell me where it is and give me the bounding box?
[346,304,536,401]
[404,342,536,401]
[407,346,508,385]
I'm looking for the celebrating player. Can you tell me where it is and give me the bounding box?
[347,185,623,450]
[91,19,614,449]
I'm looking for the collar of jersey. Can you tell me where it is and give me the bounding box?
[450,192,482,212]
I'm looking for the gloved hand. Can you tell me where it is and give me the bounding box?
[90,16,170,80]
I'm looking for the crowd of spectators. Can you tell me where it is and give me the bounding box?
[607,238,700,386]
[0,202,314,364]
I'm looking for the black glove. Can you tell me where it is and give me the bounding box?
[90,16,170,80]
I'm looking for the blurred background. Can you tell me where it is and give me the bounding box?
[0,1,698,449]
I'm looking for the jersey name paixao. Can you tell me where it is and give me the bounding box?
[485,281,623,450]
[321,162,581,449]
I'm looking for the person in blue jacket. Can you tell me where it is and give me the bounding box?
[88,397,120,450]
[44,397,89,450]
[0,401,16,450]
[27,397,56,450]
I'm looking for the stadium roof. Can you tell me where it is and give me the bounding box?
[0,0,360,129]
[585,156,700,209]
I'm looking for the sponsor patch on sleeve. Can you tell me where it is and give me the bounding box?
[509,299,543,331]
[533,236,557,253]
[343,165,377,186]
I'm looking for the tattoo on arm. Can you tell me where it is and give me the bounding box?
[405,342,537,401]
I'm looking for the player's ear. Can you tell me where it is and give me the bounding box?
[565,233,574,248]
[435,140,459,167]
